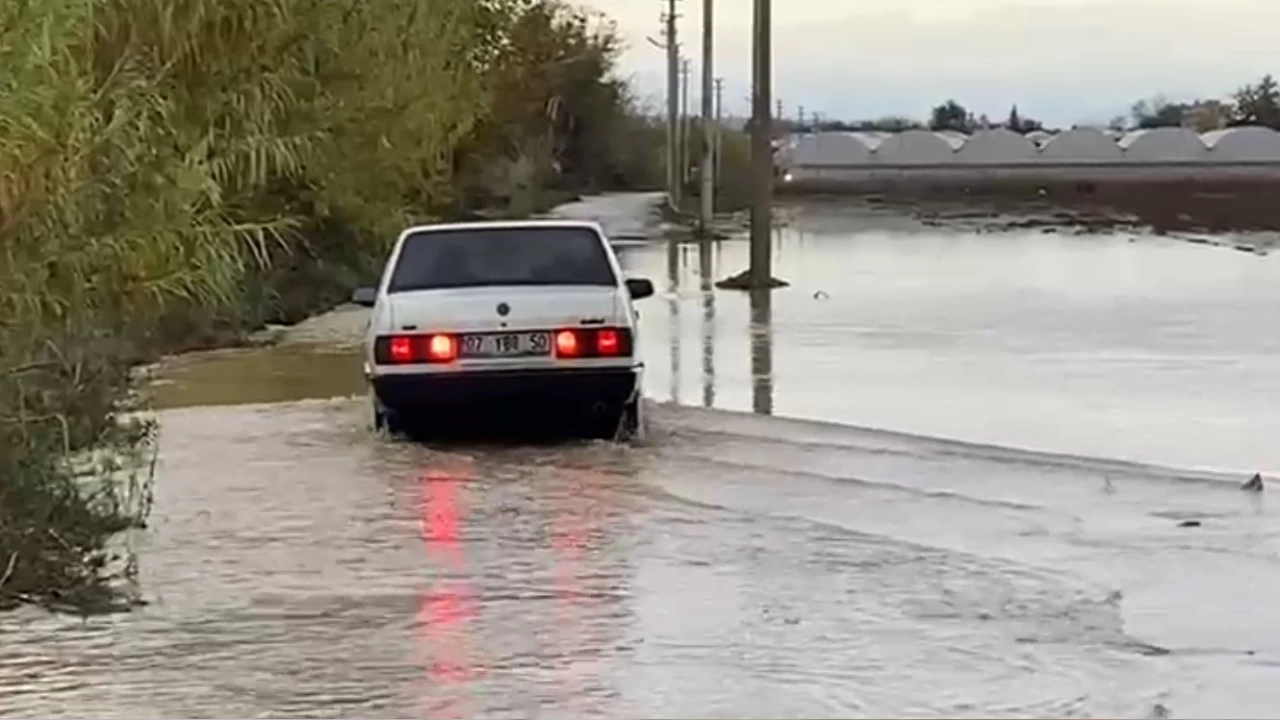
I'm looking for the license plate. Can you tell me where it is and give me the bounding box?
[459,331,551,358]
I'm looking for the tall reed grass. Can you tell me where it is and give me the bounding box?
[0,0,661,612]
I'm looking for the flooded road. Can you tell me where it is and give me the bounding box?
[3,193,1279,718]
[625,200,1280,475]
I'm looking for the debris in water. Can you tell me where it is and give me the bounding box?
[813,290,829,300]
[1178,520,1202,528]
[1242,473,1265,492]
[715,270,790,290]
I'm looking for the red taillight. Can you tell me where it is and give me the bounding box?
[426,334,457,362]
[596,329,620,356]
[553,327,631,359]
[555,329,582,357]
[376,334,457,365]
[389,336,415,363]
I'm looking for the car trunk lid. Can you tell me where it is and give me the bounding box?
[385,285,622,334]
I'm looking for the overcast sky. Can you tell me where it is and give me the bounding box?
[576,0,1277,127]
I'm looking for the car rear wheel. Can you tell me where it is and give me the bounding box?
[576,401,621,441]
[373,399,409,438]
[582,398,643,442]
[618,397,645,442]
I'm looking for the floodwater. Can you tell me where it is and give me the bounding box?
[2,193,1279,719]
[622,199,1280,475]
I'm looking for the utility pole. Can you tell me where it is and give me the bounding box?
[748,0,774,287]
[680,57,691,190]
[798,105,806,130]
[697,0,715,236]
[665,1,680,210]
[714,77,724,193]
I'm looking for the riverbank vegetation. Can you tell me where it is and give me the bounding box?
[0,0,662,613]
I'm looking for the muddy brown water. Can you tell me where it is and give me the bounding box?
[0,396,1172,719]
[3,193,1279,718]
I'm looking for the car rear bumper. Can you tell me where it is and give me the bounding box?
[370,366,640,416]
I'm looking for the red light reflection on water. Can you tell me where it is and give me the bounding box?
[547,467,612,711]
[411,460,616,717]
[413,463,478,718]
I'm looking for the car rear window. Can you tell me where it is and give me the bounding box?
[387,226,617,292]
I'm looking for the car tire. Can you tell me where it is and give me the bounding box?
[579,402,622,441]
[373,399,409,438]
[619,397,645,442]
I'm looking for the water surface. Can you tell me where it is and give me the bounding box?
[5,194,1277,719]
[620,208,1280,475]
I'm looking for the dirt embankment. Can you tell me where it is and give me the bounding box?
[778,179,1269,243]
[811,180,1279,253]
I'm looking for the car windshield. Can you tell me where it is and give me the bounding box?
[387,226,617,292]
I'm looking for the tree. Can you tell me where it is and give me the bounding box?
[1231,74,1280,128]
[453,0,655,207]
[1007,105,1021,131]
[929,100,969,132]
[1185,100,1231,132]
[1130,95,1187,128]
[862,116,923,131]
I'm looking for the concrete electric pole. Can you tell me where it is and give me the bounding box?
[749,0,775,287]
[680,57,691,190]
[665,1,680,210]
[697,0,715,236]
[714,77,724,193]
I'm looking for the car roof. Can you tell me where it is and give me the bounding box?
[398,219,606,239]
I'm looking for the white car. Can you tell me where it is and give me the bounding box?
[351,219,655,440]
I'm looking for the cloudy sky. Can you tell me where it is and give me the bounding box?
[576,0,1277,127]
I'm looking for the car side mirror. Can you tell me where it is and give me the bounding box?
[351,287,378,307]
[625,278,655,300]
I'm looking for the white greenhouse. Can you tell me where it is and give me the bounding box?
[1118,127,1209,163]
[954,128,1039,164]
[1024,130,1054,147]
[1038,127,1124,162]
[848,131,890,150]
[874,129,957,165]
[777,126,1280,180]
[789,132,875,166]
[933,130,970,150]
[1201,126,1280,162]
